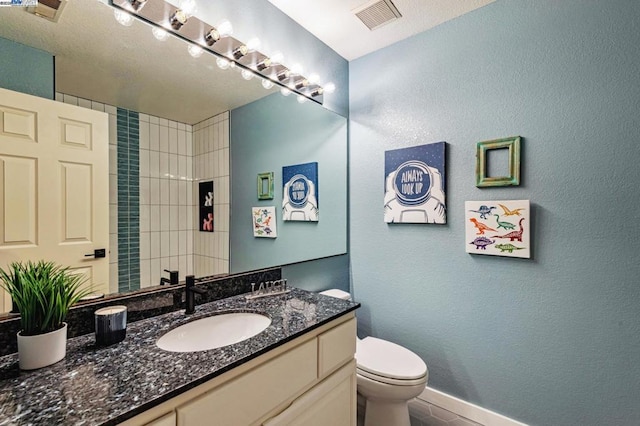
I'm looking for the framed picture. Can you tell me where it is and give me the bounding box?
[384,141,446,224]
[282,162,319,222]
[465,199,530,258]
[199,180,214,232]
[475,136,521,187]
[257,172,274,200]
[252,206,277,238]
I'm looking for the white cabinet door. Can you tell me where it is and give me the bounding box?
[0,87,110,312]
[263,360,357,426]
[145,412,176,426]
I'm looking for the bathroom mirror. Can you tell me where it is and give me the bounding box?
[0,0,347,308]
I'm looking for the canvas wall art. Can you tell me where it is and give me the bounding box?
[465,200,530,258]
[282,162,319,222]
[252,206,277,238]
[199,180,214,232]
[384,142,446,224]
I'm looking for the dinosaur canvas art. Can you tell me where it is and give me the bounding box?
[465,200,530,258]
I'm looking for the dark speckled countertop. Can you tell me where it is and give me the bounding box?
[0,288,359,426]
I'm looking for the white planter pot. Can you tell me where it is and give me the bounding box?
[17,322,67,370]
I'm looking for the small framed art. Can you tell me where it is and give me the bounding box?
[475,136,521,187]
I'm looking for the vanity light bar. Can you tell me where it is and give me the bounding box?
[110,0,326,104]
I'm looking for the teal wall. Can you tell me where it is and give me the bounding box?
[349,1,640,425]
[0,36,53,99]
[230,93,348,274]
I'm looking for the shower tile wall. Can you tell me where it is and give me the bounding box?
[138,113,195,288]
[193,112,230,277]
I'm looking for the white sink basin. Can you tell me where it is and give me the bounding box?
[156,313,271,352]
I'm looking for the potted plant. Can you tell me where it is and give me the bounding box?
[0,260,91,370]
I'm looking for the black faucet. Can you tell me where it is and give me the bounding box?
[185,275,206,314]
[160,269,179,286]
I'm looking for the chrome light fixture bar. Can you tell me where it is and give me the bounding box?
[110,0,326,104]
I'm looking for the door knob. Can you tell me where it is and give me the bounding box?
[85,248,106,258]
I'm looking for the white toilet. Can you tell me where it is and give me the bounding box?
[319,289,428,426]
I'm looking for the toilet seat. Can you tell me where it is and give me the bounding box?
[356,337,427,383]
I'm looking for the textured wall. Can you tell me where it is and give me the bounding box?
[0,36,53,99]
[230,93,347,274]
[349,1,640,425]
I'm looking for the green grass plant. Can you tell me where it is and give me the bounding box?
[0,260,92,336]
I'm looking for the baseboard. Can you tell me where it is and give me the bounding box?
[409,387,528,426]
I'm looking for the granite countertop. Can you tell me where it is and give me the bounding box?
[0,288,359,425]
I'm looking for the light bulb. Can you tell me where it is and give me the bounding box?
[280,87,292,96]
[152,27,169,41]
[261,79,274,90]
[307,73,320,85]
[324,82,336,94]
[290,63,303,76]
[114,9,134,27]
[241,69,254,80]
[178,0,197,17]
[246,37,261,52]
[216,57,230,70]
[297,95,307,104]
[270,51,284,65]
[188,44,203,58]
[217,20,233,37]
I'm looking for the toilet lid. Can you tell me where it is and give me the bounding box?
[356,337,427,380]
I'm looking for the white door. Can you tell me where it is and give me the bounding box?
[0,87,109,312]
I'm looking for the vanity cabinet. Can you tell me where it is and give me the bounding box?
[121,313,356,426]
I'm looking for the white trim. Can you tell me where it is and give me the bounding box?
[412,387,528,426]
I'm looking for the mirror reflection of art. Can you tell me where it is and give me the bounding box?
[257,172,274,200]
[199,180,214,232]
[282,162,319,222]
[384,142,446,224]
[252,207,277,238]
[465,200,530,258]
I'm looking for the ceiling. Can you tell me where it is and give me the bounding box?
[0,0,495,123]
[0,0,277,124]
[267,0,495,60]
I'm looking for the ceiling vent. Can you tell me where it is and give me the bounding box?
[26,0,66,23]
[353,0,402,31]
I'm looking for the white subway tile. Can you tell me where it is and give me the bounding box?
[139,120,150,150]
[140,232,150,260]
[109,205,118,234]
[109,232,118,262]
[178,130,186,156]
[159,152,169,178]
[159,117,168,127]
[139,149,150,178]
[159,125,169,153]
[170,231,179,257]
[149,123,160,151]
[150,259,160,287]
[149,115,159,125]
[55,92,63,102]
[169,127,178,154]
[105,104,117,115]
[63,94,78,105]
[109,115,117,146]
[91,101,105,112]
[168,120,177,129]
[140,259,151,288]
[170,205,179,231]
[109,174,117,205]
[170,180,179,205]
[160,231,170,258]
[160,204,170,230]
[169,154,178,179]
[140,203,150,233]
[109,263,119,294]
[149,150,160,179]
[78,98,91,109]
[160,179,170,206]
[178,122,185,131]
[150,178,160,206]
[150,232,160,259]
[139,113,149,122]
[109,144,117,174]
[150,203,160,231]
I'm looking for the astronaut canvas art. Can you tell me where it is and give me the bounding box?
[282,162,319,222]
[384,142,446,224]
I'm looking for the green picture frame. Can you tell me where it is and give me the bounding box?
[257,172,274,200]
[475,136,521,187]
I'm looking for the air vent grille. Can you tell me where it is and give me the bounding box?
[26,0,66,22]
[354,0,402,31]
